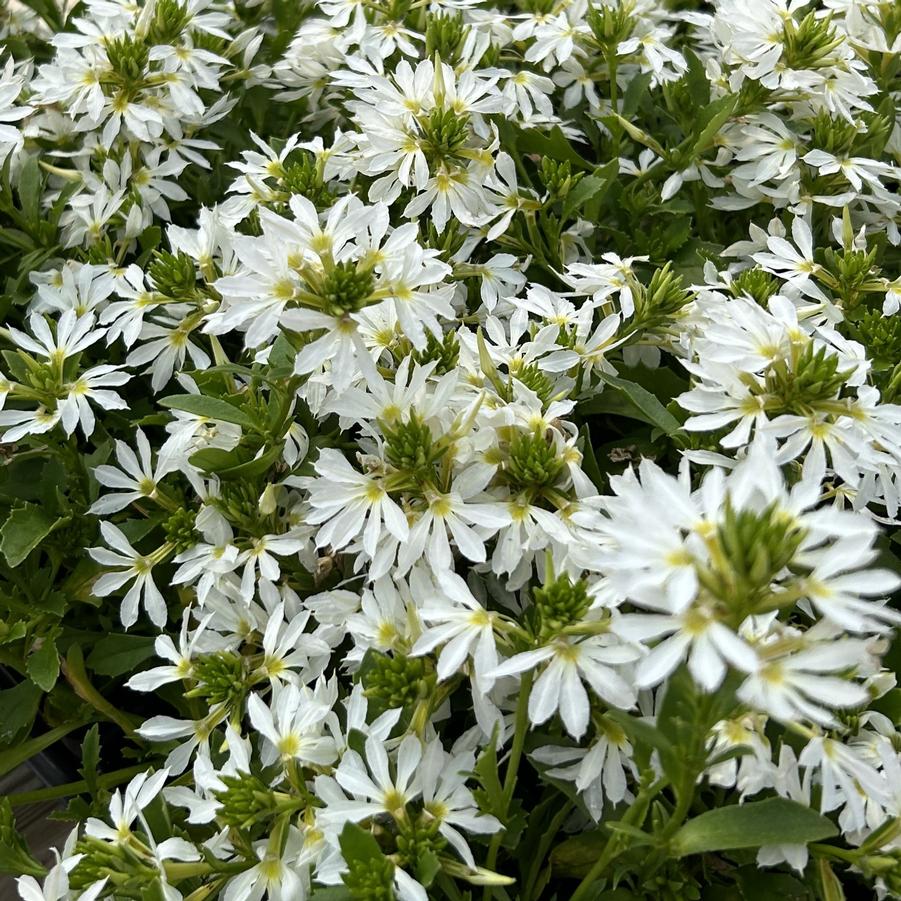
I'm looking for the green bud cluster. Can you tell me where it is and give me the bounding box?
[396,814,446,870]
[504,429,564,493]
[539,159,583,201]
[148,250,197,298]
[425,12,467,64]
[147,0,191,46]
[532,572,591,640]
[422,108,471,164]
[709,498,806,612]
[362,652,435,711]
[343,853,397,900]
[70,835,157,890]
[281,155,333,210]
[633,264,693,331]
[383,412,445,484]
[213,772,278,829]
[186,651,246,706]
[823,247,880,305]
[586,0,635,47]
[410,328,460,374]
[781,11,844,70]
[808,111,860,157]
[729,267,780,306]
[105,34,150,86]
[764,341,851,412]
[845,308,901,368]
[319,261,376,316]
[164,507,199,554]
[511,361,554,406]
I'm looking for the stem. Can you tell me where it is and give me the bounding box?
[522,800,574,901]
[482,669,533,901]
[7,764,147,806]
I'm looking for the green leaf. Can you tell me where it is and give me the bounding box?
[189,443,283,480]
[516,126,593,171]
[0,679,41,742]
[562,161,618,221]
[338,821,383,865]
[550,830,605,878]
[27,636,59,692]
[0,720,88,779]
[16,155,42,224]
[86,634,158,677]
[0,502,64,566]
[160,393,256,428]
[79,724,101,797]
[473,730,505,818]
[683,49,710,109]
[0,797,46,877]
[671,798,838,857]
[621,71,654,119]
[692,94,739,157]
[582,373,682,434]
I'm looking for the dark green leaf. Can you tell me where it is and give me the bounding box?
[672,798,838,857]
[0,502,64,567]
[27,636,59,692]
[0,679,41,742]
[0,797,45,877]
[621,71,654,119]
[16,156,42,224]
[692,94,739,157]
[338,821,383,865]
[582,373,682,434]
[86,634,157,677]
[516,126,593,171]
[80,724,101,797]
[160,393,256,428]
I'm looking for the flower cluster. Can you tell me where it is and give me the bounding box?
[1,0,901,900]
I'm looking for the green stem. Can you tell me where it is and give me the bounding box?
[7,764,147,807]
[483,669,534,901]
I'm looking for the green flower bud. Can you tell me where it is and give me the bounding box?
[362,652,436,711]
[281,155,333,210]
[586,0,635,47]
[213,772,278,829]
[147,0,191,46]
[343,853,396,900]
[532,572,592,640]
[164,507,199,554]
[318,261,376,316]
[782,11,844,70]
[729,267,780,306]
[510,360,554,407]
[148,250,197,299]
[765,340,852,412]
[539,158,584,201]
[187,652,246,706]
[422,108,470,164]
[105,34,149,86]
[383,412,445,484]
[503,428,565,493]
[410,329,460,375]
[425,12,467,64]
[633,263,693,329]
[396,814,446,871]
[713,498,806,611]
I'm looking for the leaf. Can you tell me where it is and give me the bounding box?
[0,679,42,742]
[17,156,42,225]
[159,393,255,428]
[692,94,739,157]
[86,634,158,677]
[582,373,682,435]
[0,797,45,877]
[671,798,838,857]
[0,502,64,566]
[473,731,505,818]
[516,126,593,171]
[562,161,618,221]
[80,724,101,797]
[550,830,605,878]
[338,822,384,865]
[621,71,654,119]
[683,49,710,109]
[27,636,59,692]
[0,720,88,779]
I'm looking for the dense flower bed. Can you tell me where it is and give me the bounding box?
[1,0,900,898]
